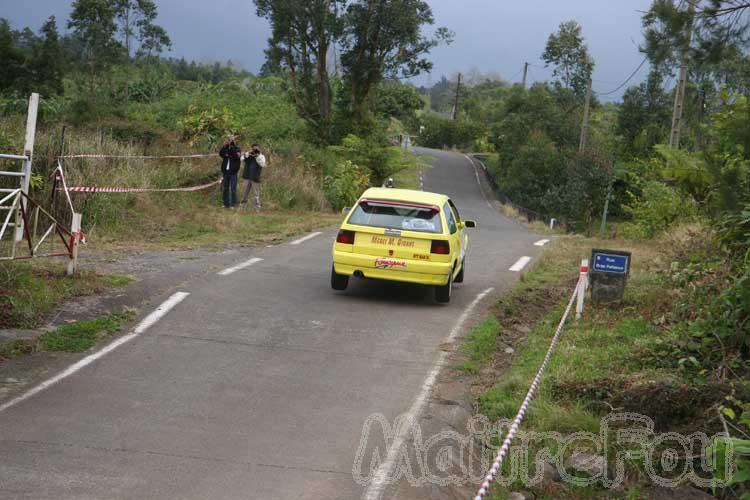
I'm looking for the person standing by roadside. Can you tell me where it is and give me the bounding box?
[219,135,242,208]
[241,143,267,212]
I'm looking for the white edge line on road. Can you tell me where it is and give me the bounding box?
[362,287,495,500]
[463,154,495,211]
[0,291,190,414]
[533,239,550,247]
[217,257,263,276]
[509,256,532,272]
[289,231,322,246]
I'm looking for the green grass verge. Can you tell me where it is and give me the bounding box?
[0,261,133,329]
[391,161,432,191]
[92,205,342,251]
[460,235,709,498]
[0,339,35,359]
[0,310,135,362]
[39,311,134,352]
[459,317,501,374]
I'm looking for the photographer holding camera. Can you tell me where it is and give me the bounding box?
[241,143,267,212]
[219,135,242,208]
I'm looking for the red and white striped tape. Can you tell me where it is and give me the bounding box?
[58,154,215,160]
[64,178,221,194]
[473,273,583,500]
[53,162,75,213]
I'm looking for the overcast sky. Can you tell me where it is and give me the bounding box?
[0,0,655,100]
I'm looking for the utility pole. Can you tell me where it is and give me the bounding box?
[522,62,529,89]
[579,77,593,153]
[600,172,615,238]
[669,0,697,149]
[452,72,462,120]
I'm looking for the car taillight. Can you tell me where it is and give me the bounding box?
[336,229,355,245]
[431,240,450,255]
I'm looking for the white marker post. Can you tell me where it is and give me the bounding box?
[576,259,589,320]
[15,93,39,243]
[66,212,82,276]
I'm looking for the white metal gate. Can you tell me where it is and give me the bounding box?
[0,93,82,275]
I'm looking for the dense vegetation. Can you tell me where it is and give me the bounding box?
[412,4,750,496]
[0,0,438,224]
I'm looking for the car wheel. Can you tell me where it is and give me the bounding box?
[331,266,349,291]
[455,258,465,283]
[435,273,452,303]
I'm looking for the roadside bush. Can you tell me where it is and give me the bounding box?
[621,181,696,239]
[417,114,483,149]
[331,133,414,185]
[178,105,236,149]
[324,160,370,209]
[502,130,565,210]
[98,118,162,146]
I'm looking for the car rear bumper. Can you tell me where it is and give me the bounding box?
[333,251,452,286]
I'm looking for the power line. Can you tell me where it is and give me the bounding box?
[507,67,524,83]
[594,56,649,96]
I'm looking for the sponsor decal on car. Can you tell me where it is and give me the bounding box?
[375,258,407,270]
[370,235,416,248]
[384,229,402,236]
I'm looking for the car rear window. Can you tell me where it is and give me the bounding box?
[347,200,443,234]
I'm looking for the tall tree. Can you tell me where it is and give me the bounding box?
[137,22,170,59]
[340,0,452,130]
[254,0,345,142]
[68,0,120,101]
[113,1,170,103]
[113,0,170,59]
[643,0,750,80]
[31,16,65,96]
[0,19,26,93]
[617,70,671,154]
[542,20,594,99]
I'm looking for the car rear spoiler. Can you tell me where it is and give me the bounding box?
[359,198,441,212]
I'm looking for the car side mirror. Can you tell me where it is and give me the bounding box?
[464,220,477,228]
[341,207,351,215]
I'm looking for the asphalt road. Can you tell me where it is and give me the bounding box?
[0,148,542,500]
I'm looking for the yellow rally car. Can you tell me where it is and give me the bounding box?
[331,188,476,303]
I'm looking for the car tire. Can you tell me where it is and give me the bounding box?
[435,274,452,303]
[331,266,349,291]
[454,258,465,283]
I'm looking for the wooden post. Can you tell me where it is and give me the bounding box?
[579,78,592,153]
[452,73,462,121]
[669,1,697,149]
[15,93,39,243]
[522,62,529,89]
[67,212,82,276]
[600,173,615,237]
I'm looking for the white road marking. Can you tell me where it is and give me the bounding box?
[362,287,495,500]
[533,239,550,247]
[509,256,532,272]
[463,154,495,211]
[289,231,322,246]
[0,291,190,414]
[217,257,263,276]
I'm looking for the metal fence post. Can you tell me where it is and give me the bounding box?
[66,212,82,276]
[15,93,39,243]
[576,259,589,320]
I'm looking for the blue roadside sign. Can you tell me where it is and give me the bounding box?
[592,252,629,274]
